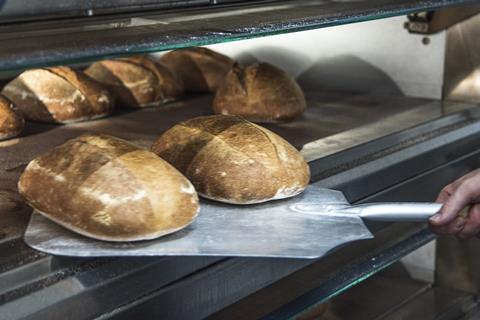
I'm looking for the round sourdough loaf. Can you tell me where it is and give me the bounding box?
[213,62,306,122]
[151,115,310,204]
[0,95,24,140]
[85,55,184,108]
[160,47,234,93]
[18,133,199,241]
[1,66,114,124]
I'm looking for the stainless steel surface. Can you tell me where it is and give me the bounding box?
[0,0,210,22]
[435,13,480,301]
[300,102,445,161]
[24,185,373,259]
[444,12,480,103]
[275,269,478,320]
[210,260,434,320]
[0,0,477,71]
[315,113,480,197]
[210,14,447,100]
[462,304,480,320]
[436,228,480,295]
[1,256,223,320]
[306,273,434,320]
[404,6,480,34]
[375,287,477,319]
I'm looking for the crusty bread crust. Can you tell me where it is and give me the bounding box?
[152,115,310,204]
[213,63,306,122]
[160,47,234,93]
[0,95,24,140]
[86,55,184,108]
[19,134,199,241]
[1,67,114,124]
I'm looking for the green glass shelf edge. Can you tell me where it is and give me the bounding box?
[0,0,477,71]
[264,227,437,320]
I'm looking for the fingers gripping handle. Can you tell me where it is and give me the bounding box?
[345,203,443,222]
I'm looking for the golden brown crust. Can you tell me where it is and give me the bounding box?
[160,47,235,93]
[123,56,184,101]
[1,67,114,124]
[18,133,199,241]
[151,115,310,204]
[0,95,24,140]
[212,63,306,122]
[85,56,184,108]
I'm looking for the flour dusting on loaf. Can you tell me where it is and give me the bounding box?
[19,133,199,241]
[151,115,310,204]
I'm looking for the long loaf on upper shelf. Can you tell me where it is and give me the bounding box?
[160,47,235,93]
[2,66,114,124]
[86,55,184,108]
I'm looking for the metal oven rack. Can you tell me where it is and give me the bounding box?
[0,0,477,70]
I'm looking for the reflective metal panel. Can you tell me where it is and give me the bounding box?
[444,13,480,103]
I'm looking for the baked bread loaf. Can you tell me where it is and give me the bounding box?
[151,115,310,204]
[160,47,234,93]
[0,95,24,140]
[213,62,306,122]
[2,66,114,124]
[18,133,199,241]
[85,56,184,108]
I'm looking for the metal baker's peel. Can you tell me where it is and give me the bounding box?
[24,184,441,259]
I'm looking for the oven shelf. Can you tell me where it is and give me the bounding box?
[0,0,477,71]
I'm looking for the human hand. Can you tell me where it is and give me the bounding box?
[429,169,480,239]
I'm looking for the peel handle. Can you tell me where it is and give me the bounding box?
[345,203,442,222]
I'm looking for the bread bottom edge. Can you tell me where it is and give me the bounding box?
[26,112,112,124]
[0,131,21,141]
[32,207,198,242]
[198,188,305,205]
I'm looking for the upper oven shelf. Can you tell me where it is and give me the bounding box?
[0,0,476,71]
[0,0,212,23]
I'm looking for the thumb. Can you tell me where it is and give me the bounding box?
[430,181,477,225]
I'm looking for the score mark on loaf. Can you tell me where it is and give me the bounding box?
[152,115,311,204]
[213,62,306,123]
[86,55,184,109]
[160,47,235,93]
[18,134,199,242]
